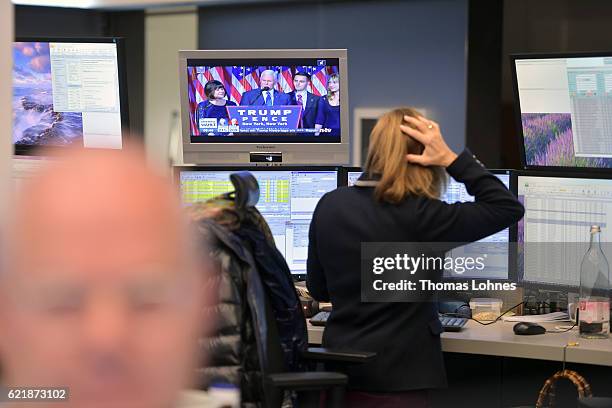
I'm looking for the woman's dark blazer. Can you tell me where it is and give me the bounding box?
[306,149,525,392]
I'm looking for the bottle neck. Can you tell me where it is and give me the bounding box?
[590,230,601,250]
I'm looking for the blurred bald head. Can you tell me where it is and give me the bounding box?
[7,148,188,275]
[0,147,212,408]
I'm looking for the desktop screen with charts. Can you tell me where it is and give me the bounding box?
[514,55,612,169]
[348,171,511,279]
[518,175,612,287]
[180,170,338,275]
[12,41,124,149]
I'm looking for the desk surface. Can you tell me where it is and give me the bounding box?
[307,320,612,366]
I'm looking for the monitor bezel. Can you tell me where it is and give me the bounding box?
[514,169,612,291]
[13,36,130,156]
[174,165,343,281]
[510,51,612,174]
[178,49,349,165]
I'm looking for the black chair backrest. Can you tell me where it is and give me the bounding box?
[228,171,260,210]
[223,170,308,407]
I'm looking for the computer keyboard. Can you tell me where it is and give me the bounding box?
[310,312,468,332]
[309,311,331,326]
[439,316,468,332]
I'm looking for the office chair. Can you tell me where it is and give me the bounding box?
[225,171,376,408]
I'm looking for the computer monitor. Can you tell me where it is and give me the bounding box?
[344,168,515,280]
[344,167,362,186]
[178,49,349,165]
[517,172,612,288]
[511,52,612,171]
[176,166,340,278]
[12,38,129,154]
[443,171,514,281]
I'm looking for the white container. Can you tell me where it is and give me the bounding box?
[469,298,503,321]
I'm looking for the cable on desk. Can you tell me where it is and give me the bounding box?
[441,301,527,326]
[441,301,578,329]
[547,322,577,334]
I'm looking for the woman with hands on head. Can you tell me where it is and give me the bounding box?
[306,107,524,408]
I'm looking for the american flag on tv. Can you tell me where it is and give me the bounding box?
[276,66,293,93]
[187,64,339,134]
[296,61,332,96]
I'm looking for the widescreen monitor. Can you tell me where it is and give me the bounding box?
[12,38,129,154]
[512,52,612,171]
[517,172,612,288]
[178,49,349,165]
[176,166,340,277]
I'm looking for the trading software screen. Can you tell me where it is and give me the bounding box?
[518,175,612,286]
[514,55,612,169]
[179,170,338,275]
[185,58,341,143]
[443,174,511,280]
[13,41,124,149]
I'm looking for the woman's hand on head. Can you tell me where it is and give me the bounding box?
[400,115,458,167]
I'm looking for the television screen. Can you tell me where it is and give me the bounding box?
[12,39,127,152]
[185,57,341,144]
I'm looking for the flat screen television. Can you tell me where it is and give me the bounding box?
[178,49,349,165]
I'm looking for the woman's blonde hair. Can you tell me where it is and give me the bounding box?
[326,74,339,101]
[364,107,447,204]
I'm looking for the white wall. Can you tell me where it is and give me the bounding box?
[144,6,197,167]
[0,0,13,221]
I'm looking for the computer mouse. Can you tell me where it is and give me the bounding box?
[513,322,546,335]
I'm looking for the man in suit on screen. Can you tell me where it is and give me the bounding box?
[240,69,292,106]
[287,71,320,129]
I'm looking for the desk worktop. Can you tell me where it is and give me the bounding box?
[307,320,612,366]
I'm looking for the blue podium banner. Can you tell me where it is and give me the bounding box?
[227,105,303,133]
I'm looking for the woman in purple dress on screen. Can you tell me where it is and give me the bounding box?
[196,80,236,135]
[315,74,340,137]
